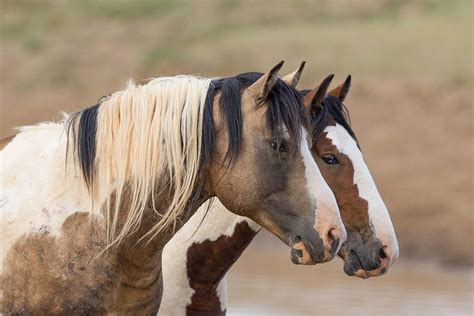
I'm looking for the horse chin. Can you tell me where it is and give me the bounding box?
[353,269,371,279]
[343,263,372,279]
[342,253,388,279]
[353,267,388,279]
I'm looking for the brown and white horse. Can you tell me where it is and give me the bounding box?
[0,63,346,314]
[159,73,399,315]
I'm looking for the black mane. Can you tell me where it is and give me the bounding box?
[201,72,307,167]
[300,91,357,144]
[323,95,357,142]
[66,102,101,189]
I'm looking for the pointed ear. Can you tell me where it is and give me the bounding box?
[328,74,351,102]
[247,61,284,100]
[281,61,306,88]
[303,74,334,116]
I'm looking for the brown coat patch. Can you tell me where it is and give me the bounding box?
[1,213,115,314]
[1,208,171,314]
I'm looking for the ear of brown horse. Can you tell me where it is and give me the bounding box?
[328,74,351,102]
[303,74,334,115]
[247,61,285,102]
[281,61,306,88]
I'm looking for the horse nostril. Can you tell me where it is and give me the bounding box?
[379,246,387,259]
[327,229,341,255]
[327,229,336,243]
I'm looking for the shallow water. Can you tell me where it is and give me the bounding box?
[226,234,473,316]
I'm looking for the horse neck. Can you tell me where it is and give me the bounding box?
[92,184,211,313]
[159,199,260,315]
[112,180,211,262]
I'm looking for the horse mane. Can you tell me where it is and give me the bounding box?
[66,74,306,246]
[202,72,307,166]
[300,91,357,143]
[322,95,357,142]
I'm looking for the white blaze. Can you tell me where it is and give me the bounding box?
[300,129,345,249]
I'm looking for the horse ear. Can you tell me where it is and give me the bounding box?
[247,61,284,100]
[328,74,351,102]
[303,74,334,115]
[281,61,306,88]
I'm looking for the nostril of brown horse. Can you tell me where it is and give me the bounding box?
[378,245,392,272]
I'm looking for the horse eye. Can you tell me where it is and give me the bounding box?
[270,141,287,153]
[321,154,340,165]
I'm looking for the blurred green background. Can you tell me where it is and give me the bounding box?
[1,0,472,314]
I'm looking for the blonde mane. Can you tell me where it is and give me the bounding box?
[68,75,212,246]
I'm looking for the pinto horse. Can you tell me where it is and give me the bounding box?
[0,62,346,314]
[159,72,399,315]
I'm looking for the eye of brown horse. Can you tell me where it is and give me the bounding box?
[321,154,340,165]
